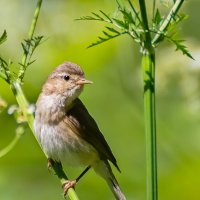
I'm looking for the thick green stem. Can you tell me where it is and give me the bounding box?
[139,0,158,200]
[142,52,157,200]
[139,1,186,199]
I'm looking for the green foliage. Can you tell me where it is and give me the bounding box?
[0,30,7,45]
[0,35,44,84]
[0,57,12,83]
[19,36,44,74]
[152,8,193,58]
[77,1,143,48]
[77,10,128,48]
[0,31,10,82]
[168,38,193,59]
[79,0,192,60]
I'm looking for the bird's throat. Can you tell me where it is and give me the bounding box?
[35,93,68,123]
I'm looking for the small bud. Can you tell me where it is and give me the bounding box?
[0,97,7,112]
[16,126,25,137]
[8,105,18,115]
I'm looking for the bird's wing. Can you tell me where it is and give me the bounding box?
[64,98,120,171]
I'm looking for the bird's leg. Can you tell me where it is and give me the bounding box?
[76,165,91,183]
[46,159,72,196]
[47,160,91,196]
[63,166,91,196]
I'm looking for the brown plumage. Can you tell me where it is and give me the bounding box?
[34,62,126,200]
[66,98,121,172]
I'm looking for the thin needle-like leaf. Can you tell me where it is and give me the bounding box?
[0,30,7,45]
[99,10,112,22]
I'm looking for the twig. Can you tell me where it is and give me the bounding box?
[18,0,42,81]
[0,132,21,158]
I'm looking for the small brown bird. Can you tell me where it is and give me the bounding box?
[34,62,126,200]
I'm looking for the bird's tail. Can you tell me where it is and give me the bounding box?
[105,169,127,200]
[93,160,126,200]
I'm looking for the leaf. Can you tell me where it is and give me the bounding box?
[77,1,143,48]
[112,18,127,29]
[91,12,104,21]
[127,0,141,23]
[106,26,120,34]
[21,35,44,60]
[87,31,126,48]
[99,10,112,22]
[18,62,25,68]
[21,42,29,55]
[102,31,113,38]
[153,9,162,26]
[174,13,188,24]
[120,8,135,25]
[0,57,8,67]
[76,16,97,21]
[27,60,36,66]
[0,30,7,45]
[77,11,112,23]
[0,57,10,82]
[116,0,124,9]
[34,36,44,46]
[170,39,194,60]
[34,36,43,44]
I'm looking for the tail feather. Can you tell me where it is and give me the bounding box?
[106,171,126,200]
[93,160,127,200]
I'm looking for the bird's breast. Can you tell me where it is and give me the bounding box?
[34,118,99,167]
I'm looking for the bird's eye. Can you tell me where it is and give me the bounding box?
[63,75,70,81]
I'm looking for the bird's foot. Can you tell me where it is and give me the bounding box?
[63,180,77,196]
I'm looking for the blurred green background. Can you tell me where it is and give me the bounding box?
[0,0,200,199]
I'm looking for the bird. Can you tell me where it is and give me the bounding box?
[34,62,126,200]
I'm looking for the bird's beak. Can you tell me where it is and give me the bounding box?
[76,78,93,85]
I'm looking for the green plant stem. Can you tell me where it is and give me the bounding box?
[142,53,157,200]
[152,0,184,46]
[18,0,43,81]
[10,81,79,200]
[0,132,21,158]
[139,0,158,200]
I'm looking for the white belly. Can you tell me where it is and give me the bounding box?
[34,120,99,167]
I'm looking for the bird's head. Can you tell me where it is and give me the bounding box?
[41,62,92,105]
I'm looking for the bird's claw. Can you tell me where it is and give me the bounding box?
[63,180,77,196]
